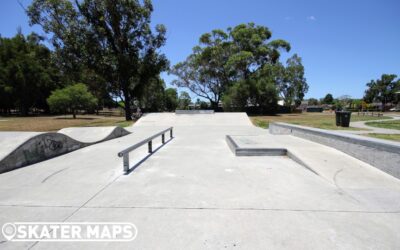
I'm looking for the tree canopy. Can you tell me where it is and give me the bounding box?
[47,83,97,118]
[28,0,168,120]
[178,91,191,110]
[364,74,399,108]
[322,93,334,104]
[171,23,292,111]
[0,32,59,115]
[164,88,178,111]
[171,23,308,113]
[277,54,308,108]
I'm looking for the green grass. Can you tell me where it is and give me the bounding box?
[364,133,400,142]
[365,120,400,130]
[251,112,392,131]
[0,115,133,132]
[114,120,134,128]
[254,119,269,128]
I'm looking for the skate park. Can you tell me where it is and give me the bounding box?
[0,112,399,249]
[1,0,400,248]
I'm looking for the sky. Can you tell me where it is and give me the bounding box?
[0,0,399,99]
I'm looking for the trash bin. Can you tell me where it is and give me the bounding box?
[340,111,351,127]
[335,111,341,126]
[335,111,352,127]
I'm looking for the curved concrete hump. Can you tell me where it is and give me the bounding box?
[0,126,130,174]
[134,112,252,127]
[58,126,130,143]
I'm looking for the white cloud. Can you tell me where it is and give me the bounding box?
[307,16,316,21]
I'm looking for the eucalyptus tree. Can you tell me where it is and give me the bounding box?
[171,23,291,111]
[28,0,168,120]
[171,30,232,110]
[279,54,308,108]
[364,74,399,108]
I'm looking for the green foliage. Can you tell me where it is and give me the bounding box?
[223,78,278,113]
[308,98,319,106]
[171,23,293,111]
[199,101,209,109]
[364,74,400,108]
[254,119,269,128]
[28,0,169,120]
[322,93,334,104]
[164,88,178,111]
[0,32,60,114]
[136,77,165,112]
[223,80,251,111]
[278,54,309,108]
[349,99,363,110]
[178,91,191,110]
[47,83,97,118]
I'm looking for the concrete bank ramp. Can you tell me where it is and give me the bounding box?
[135,112,252,127]
[0,126,130,173]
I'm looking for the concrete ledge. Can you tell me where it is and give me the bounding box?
[175,110,214,114]
[269,122,400,179]
[225,135,318,175]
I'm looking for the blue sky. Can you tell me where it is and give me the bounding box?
[1,0,399,99]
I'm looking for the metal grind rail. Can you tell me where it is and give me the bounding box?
[118,127,173,173]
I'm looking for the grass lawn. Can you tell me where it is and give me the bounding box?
[365,119,400,130]
[250,112,392,130]
[0,115,133,132]
[364,133,400,142]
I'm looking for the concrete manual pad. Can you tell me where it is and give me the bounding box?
[0,113,399,249]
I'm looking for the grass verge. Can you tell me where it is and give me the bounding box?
[364,133,400,142]
[0,115,134,132]
[365,120,400,130]
[251,112,391,130]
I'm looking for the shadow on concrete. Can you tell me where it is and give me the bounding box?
[124,137,174,175]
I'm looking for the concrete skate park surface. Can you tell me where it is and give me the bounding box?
[0,126,130,173]
[0,113,400,249]
[269,122,400,179]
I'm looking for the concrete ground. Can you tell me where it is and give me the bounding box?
[0,113,399,249]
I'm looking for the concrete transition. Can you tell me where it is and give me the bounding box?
[0,113,400,249]
[0,126,130,173]
[269,122,400,179]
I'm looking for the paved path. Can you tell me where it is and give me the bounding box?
[0,113,399,249]
[347,115,400,134]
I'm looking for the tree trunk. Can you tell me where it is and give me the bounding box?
[122,87,133,121]
[72,109,76,119]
